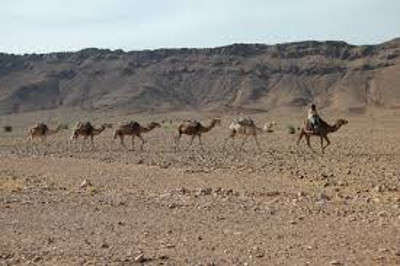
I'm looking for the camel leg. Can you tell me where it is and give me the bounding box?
[223,136,233,150]
[322,135,331,152]
[119,136,127,149]
[253,135,262,152]
[27,137,38,154]
[138,134,145,151]
[175,132,182,151]
[40,135,50,150]
[320,136,324,153]
[44,134,51,147]
[130,136,135,151]
[69,136,75,150]
[198,135,204,151]
[90,135,95,150]
[118,135,127,150]
[297,130,305,145]
[26,136,34,153]
[305,135,315,153]
[75,136,82,152]
[80,137,84,152]
[239,135,249,151]
[186,135,195,150]
[223,130,236,150]
[31,139,39,155]
[80,136,87,152]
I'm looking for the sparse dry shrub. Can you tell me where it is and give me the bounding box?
[57,123,69,130]
[3,125,12,132]
[162,122,175,132]
[287,124,296,134]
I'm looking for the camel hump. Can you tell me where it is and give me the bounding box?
[190,121,201,128]
[128,121,140,128]
[318,118,329,128]
[119,121,138,129]
[183,119,200,128]
[82,121,93,129]
[75,122,94,133]
[236,117,254,127]
[35,122,49,134]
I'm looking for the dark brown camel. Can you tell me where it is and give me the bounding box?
[70,122,112,148]
[176,118,221,150]
[297,118,348,153]
[113,121,161,150]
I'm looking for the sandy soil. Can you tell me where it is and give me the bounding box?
[1,111,400,265]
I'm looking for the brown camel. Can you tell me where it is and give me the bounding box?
[113,121,161,150]
[297,118,348,153]
[224,118,272,151]
[176,118,221,150]
[70,122,112,146]
[27,123,63,142]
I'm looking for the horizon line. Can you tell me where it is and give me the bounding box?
[1,37,399,56]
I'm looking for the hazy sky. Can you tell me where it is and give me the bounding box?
[1,0,399,54]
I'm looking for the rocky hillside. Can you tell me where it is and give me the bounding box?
[1,39,400,114]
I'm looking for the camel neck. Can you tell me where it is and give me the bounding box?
[329,123,341,133]
[142,124,156,133]
[203,121,216,132]
[93,126,105,135]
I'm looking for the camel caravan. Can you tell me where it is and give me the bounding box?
[22,104,348,153]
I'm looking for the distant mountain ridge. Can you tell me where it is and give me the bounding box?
[0,38,400,115]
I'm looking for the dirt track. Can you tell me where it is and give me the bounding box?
[1,112,400,265]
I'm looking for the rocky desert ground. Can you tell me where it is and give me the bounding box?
[1,109,400,265]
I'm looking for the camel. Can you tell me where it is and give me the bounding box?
[175,118,221,150]
[27,123,63,142]
[224,117,271,151]
[70,122,112,147]
[297,118,348,153]
[113,121,161,150]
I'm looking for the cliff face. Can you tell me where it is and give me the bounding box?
[0,39,400,114]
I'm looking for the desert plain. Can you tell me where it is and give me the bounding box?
[1,108,400,266]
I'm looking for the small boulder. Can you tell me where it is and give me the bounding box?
[134,254,145,263]
[80,179,92,188]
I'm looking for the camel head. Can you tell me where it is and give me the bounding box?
[336,119,349,127]
[95,123,112,132]
[148,122,161,129]
[102,123,113,129]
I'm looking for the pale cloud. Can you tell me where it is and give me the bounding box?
[1,0,399,53]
